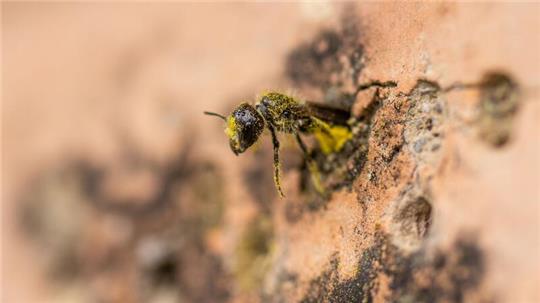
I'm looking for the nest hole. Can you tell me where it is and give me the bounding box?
[391,195,433,251]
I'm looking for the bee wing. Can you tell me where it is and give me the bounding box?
[306,101,351,125]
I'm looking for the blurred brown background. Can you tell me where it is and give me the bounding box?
[3,3,330,302]
[2,2,539,303]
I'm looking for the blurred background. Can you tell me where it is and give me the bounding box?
[2,2,539,303]
[2,3,318,302]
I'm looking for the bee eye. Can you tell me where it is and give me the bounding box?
[283,110,291,118]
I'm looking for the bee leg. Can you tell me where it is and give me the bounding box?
[295,133,325,194]
[269,125,285,197]
[294,132,311,160]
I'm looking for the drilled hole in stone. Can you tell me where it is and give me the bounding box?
[477,72,519,148]
[391,195,433,251]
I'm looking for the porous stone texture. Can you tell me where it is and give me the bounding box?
[3,3,539,303]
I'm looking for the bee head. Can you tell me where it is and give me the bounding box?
[205,103,265,155]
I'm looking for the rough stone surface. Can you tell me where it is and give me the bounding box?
[3,3,539,303]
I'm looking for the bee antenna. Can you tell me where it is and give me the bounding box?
[204,111,227,121]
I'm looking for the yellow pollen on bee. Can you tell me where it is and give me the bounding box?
[312,118,353,155]
[225,116,237,139]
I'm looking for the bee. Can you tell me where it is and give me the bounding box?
[204,92,352,197]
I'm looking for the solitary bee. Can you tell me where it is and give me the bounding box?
[204,92,352,197]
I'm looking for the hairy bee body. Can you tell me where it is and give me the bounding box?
[256,92,315,134]
[205,91,352,197]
